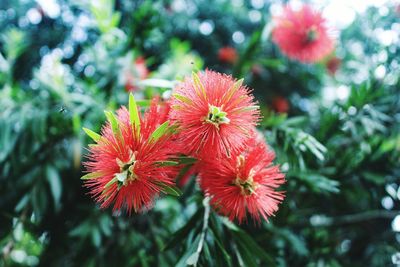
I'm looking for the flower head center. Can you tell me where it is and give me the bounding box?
[115,150,139,188]
[233,155,258,196]
[305,26,319,44]
[204,105,230,128]
[234,173,257,196]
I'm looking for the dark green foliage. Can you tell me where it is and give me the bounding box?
[0,0,399,266]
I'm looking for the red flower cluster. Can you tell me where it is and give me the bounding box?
[124,57,149,92]
[82,70,285,223]
[326,56,341,76]
[272,5,334,63]
[218,46,238,64]
[82,97,175,213]
[272,96,290,113]
[199,137,285,223]
[169,70,259,158]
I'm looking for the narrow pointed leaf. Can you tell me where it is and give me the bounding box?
[104,177,117,189]
[156,182,182,197]
[83,127,101,142]
[192,72,207,99]
[176,156,197,165]
[81,172,103,180]
[163,209,203,251]
[173,93,193,105]
[149,121,170,143]
[104,111,122,139]
[154,161,179,167]
[129,93,140,139]
[223,78,243,102]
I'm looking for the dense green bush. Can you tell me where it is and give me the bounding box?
[0,0,399,266]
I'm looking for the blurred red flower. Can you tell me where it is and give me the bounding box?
[326,56,341,76]
[272,5,334,63]
[124,57,150,92]
[218,46,238,64]
[251,64,264,77]
[168,70,260,159]
[83,97,176,214]
[199,136,285,223]
[272,96,290,113]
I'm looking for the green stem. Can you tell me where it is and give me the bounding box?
[192,197,211,267]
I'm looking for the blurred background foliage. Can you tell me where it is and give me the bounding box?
[0,0,399,266]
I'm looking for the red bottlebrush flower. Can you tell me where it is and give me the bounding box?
[199,136,285,223]
[272,5,334,63]
[82,96,177,214]
[251,64,264,77]
[168,70,260,159]
[218,46,238,64]
[272,96,290,113]
[125,57,150,92]
[326,56,341,76]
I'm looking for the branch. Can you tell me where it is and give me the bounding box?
[186,196,210,266]
[310,210,399,227]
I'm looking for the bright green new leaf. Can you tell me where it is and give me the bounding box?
[104,110,121,139]
[149,121,170,143]
[223,78,243,102]
[83,127,101,142]
[192,71,207,99]
[104,177,117,189]
[81,172,103,180]
[173,93,193,105]
[129,93,140,139]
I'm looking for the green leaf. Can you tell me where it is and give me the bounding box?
[156,181,183,197]
[104,110,122,139]
[149,121,170,143]
[135,99,151,107]
[294,172,340,194]
[176,156,197,165]
[210,217,232,265]
[72,114,82,136]
[154,161,179,167]
[172,93,193,105]
[91,227,101,247]
[279,229,309,256]
[281,116,307,127]
[83,127,101,142]
[186,251,200,266]
[104,177,117,189]
[175,235,201,267]
[163,209,203,251]
[46,166,62,212]
[81,172,103,180]
[223,78,243,102]
[192,72,207,99]
[129,93,140,139]
[232,229,274,266]
[362,171,385,185]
